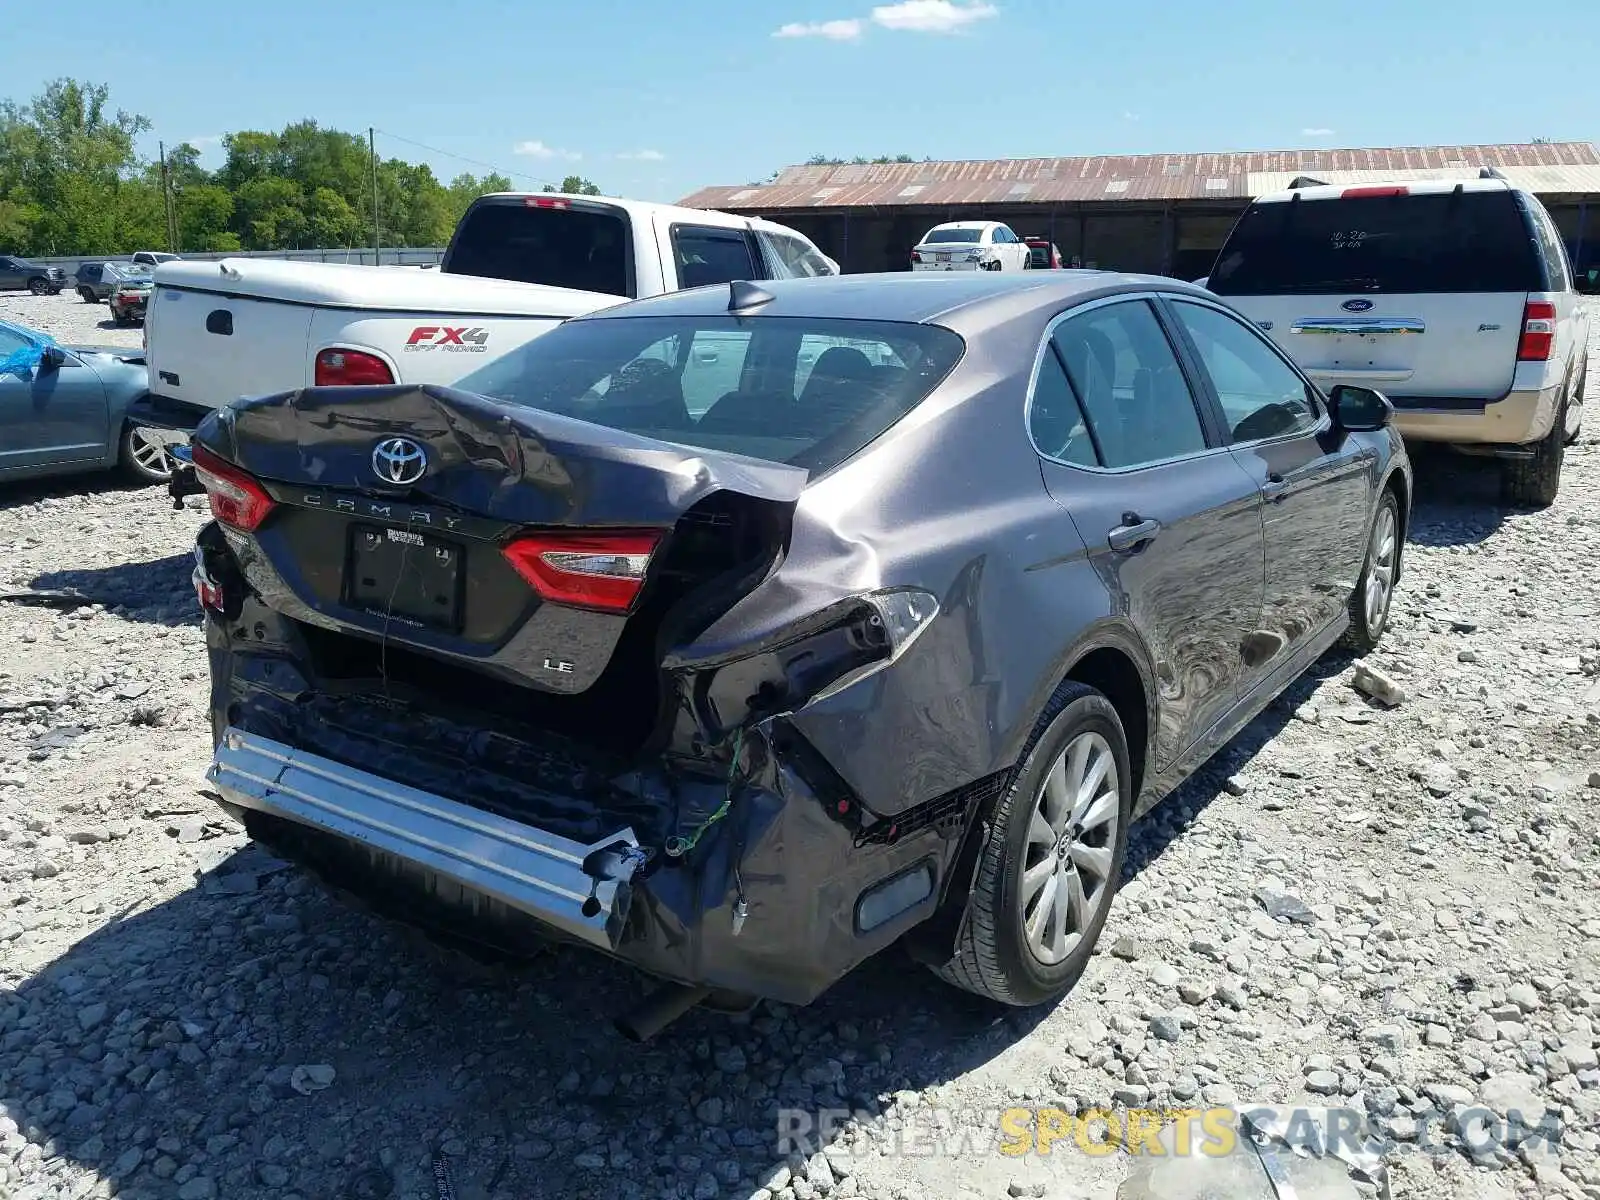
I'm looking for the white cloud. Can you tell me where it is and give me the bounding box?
[773,18,864,39]
[513,140,581,161]
[188,134,224,148]
[617,149,667,162]
[1122,111,1140,122]
[870,0,998,33]
[1301,127,1335,137]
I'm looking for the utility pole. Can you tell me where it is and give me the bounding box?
[158,141,178,253]
[369,127,381,265]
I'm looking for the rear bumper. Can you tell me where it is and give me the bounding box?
[200,620,972,1005]
[1389,381,1562,447]
[210,728,638,950]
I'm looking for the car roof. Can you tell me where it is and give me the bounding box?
[572,270,1214,336]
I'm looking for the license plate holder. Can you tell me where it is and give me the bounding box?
[935,252,951,263]
[346,524,464,631]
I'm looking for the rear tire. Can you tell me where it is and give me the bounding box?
[930,683,1131,1007]
[1338,488,1400,655]
[1502,399,1567,508]
[78,287,97,304]
[119,424,175,485]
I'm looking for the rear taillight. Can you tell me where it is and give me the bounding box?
[501,530,663,614]
[1518,299,1556,361]
[192,445,276,532]
[1341,186,1408,198]
[314,348,395,386]
[910,251,922,264]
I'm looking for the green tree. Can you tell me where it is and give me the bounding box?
[177,184,236,251]
[307,186,358,247]
[0,78,149,254]
[235,176,306,249]
[543,175,602,195]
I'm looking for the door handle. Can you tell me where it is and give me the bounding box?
[1108,517,1161,552]
[1261,474,1289,502]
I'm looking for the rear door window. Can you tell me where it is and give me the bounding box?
[1048,300,1209,469]
[1209,191,1543,295]
[442,200,634,297]
[1527,202,1572,290]
[672,225,760,290]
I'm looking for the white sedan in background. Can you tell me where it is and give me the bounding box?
[910,222,1032,272]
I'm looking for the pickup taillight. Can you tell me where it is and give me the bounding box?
[314,348,395,386]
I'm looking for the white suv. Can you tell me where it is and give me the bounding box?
[1207,171,1589,506]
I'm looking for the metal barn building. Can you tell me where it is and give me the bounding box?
[679,141,1600,283]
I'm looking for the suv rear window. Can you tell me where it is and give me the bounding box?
[1209,191,1543,295]
[443,201,633,297]
[451,315,965,475]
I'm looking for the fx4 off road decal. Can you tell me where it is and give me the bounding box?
[404,326,490,353]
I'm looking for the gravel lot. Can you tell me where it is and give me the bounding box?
[1,290,1598,1200]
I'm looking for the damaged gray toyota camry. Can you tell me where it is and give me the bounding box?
[187,271,1410,1038]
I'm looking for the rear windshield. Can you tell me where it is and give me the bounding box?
[450,315,965,475]
[443,201,633,297]
[924,228,984,244]
[1208,191,1542,295]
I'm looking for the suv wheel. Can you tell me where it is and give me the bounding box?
[78,287,97,304]
[27,277,50,296]
[1339,488,1400,654]
[931,682,1131,1007]
[1503,399,1567,508]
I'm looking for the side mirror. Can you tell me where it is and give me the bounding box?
[38,345,66,371]
[1329,384,1392,432]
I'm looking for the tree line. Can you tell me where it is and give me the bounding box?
[0,79,602,257]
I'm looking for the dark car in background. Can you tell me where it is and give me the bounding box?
[0,256,64,295]
[189,271,1410,1034]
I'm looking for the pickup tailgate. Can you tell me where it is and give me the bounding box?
[147,285,313,408]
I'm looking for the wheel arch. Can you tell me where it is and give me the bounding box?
[903,622,1156,969]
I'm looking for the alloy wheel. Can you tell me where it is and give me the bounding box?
[1363,505,1397,633]
[1020,731,1121,966]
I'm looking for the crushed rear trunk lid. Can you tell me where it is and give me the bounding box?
[192,383,806,698]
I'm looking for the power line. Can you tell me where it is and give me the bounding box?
[371,128,556,189]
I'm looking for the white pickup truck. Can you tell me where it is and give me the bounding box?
[140,193,837,436]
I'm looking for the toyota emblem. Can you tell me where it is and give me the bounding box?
[371,437,427,486]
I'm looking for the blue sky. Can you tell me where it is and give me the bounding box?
[26,0,1600,203]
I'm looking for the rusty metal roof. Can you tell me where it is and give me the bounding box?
[679,142,1600,210]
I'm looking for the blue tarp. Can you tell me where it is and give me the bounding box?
[0,330,57,377]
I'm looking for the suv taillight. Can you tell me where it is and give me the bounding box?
[1518,300,1556,361]
[314,348,395,386]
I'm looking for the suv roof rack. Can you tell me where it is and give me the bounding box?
[1479,166,1509,181]
[1287,175,1328,190]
